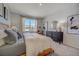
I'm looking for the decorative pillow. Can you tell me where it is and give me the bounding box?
[17,32,22,39]
[37,48,54,56]
[12,30,22,39]
[4,29,18,44]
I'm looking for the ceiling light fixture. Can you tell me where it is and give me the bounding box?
[40,3,42,6]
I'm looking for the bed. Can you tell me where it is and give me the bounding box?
[23,33,53,56]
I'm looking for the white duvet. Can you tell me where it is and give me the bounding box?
[23,33,53,56]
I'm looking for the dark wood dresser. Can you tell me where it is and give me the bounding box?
[46,31,63,43]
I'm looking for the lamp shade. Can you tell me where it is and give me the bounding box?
[0,30,7,39]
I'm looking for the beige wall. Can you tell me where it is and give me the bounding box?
[37,18,43,31]
[10,12,21,32]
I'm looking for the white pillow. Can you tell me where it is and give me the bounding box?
[0,30,7,39]
[0,30,7,46]
[0,39,5,47]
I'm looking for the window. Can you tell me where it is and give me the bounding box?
[23,18,37,32]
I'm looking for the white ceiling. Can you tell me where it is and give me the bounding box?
[6,3,79,18]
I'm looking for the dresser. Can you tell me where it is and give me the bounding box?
[46,31,63,43]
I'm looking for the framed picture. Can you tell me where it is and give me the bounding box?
[4,6,8,20]
[67,14,79,34]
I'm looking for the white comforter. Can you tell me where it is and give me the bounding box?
[23,33,53,56]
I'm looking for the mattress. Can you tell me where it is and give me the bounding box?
[23,33,53,56]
